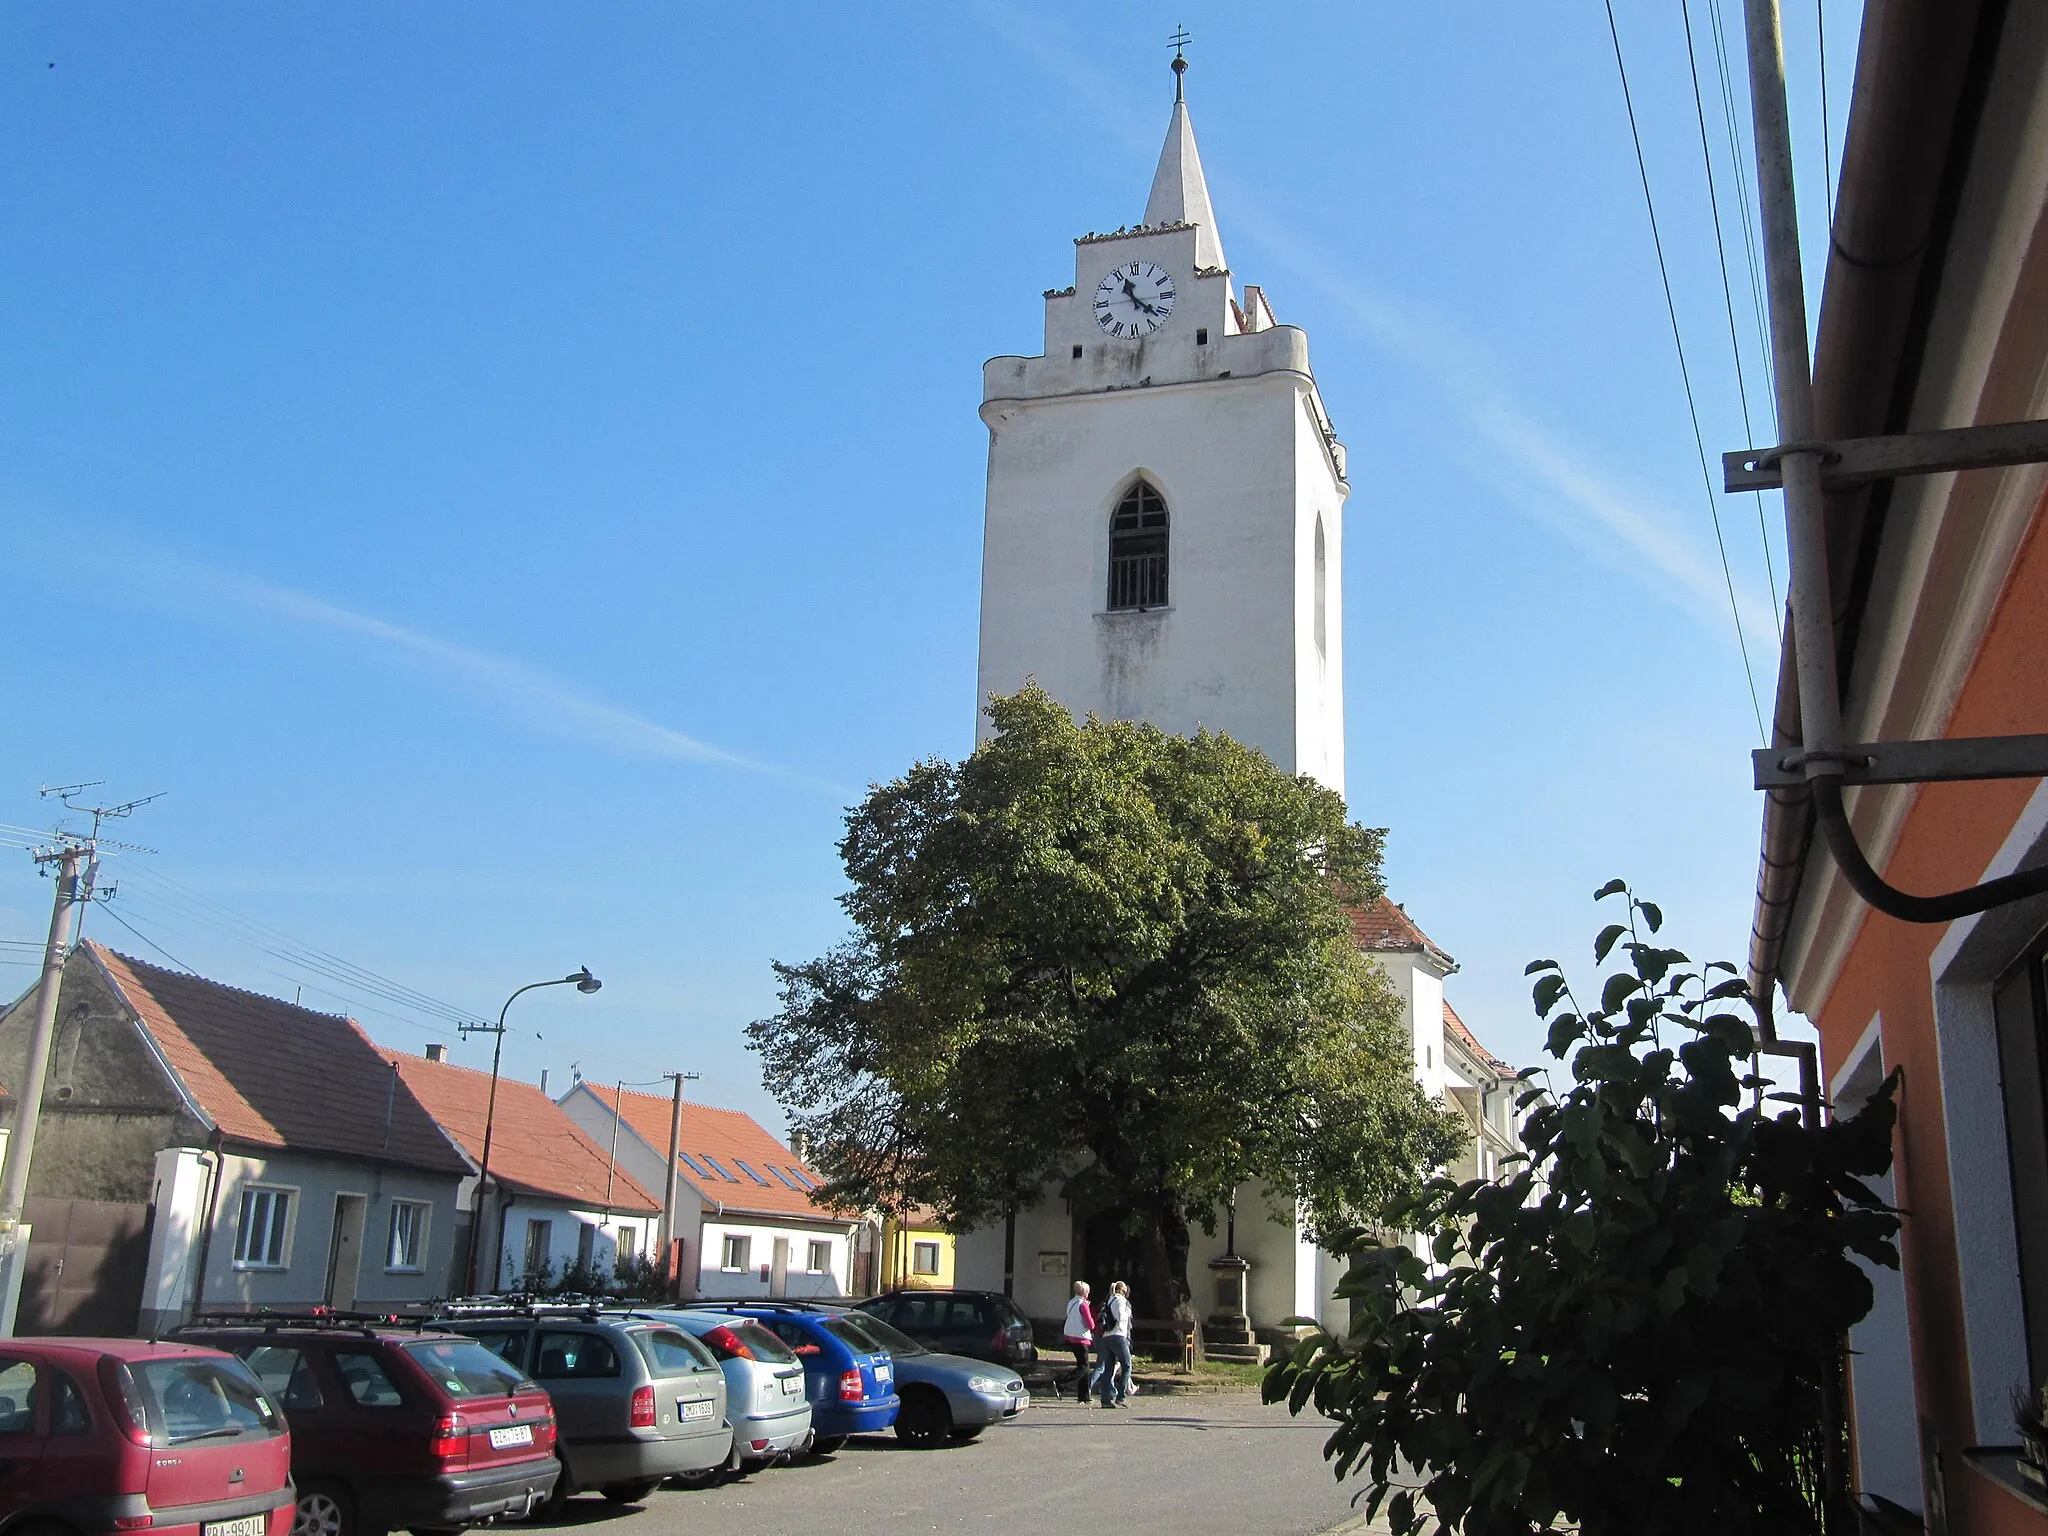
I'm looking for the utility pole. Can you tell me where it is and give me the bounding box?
[657,1071,699,1298]
[0,784,159,1335]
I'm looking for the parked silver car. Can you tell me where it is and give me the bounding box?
[436,1305,732,1505]
[658,1309,814,1469]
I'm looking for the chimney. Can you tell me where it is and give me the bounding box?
[425,1043,447,1063]
[539,1069,550,1096]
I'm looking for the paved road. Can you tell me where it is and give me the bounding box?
[537,1390,1389,1535]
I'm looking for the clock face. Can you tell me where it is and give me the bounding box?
[1094,261,1177,337]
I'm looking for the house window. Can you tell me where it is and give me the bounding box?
[699,1154,739,1182]
[1195,326,1208,345]
[523,1219,553,1283]
[1107,481,1169,611]
[807,1240,831,1274]
[233,1186,293,1269]
[386,1200,428,1273]
[734,1159,771,1187]
[677,1152,713,1180]
[616,1226,638,1262]
[1996,935,2048,1392]
[912,1241,941,1276]
[721,1234,751,1271]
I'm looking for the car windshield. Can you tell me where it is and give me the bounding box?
[831,1310,925,1357]
[133,1357,282,1444]
[818,1316,892,1357]
[403,1339,534,1398]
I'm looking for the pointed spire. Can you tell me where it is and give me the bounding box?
[1143,60,1225,272]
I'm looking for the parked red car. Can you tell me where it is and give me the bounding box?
[173,1316,558,1536]
[0,1338,294,1536]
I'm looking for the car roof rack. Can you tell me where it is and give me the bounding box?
[172,1305,436,1337]
[432,1294,634,1322]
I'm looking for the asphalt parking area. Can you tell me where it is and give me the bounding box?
[528,1390,1385,1535]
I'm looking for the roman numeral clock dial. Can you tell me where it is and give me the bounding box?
[1093,260,1177,337]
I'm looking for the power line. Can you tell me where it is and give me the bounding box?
[1817,0,1834,220]
[1706,0,1780,438]
[94,903,198,975]
[1680,0,1782,641]
[1602,0,1768,740]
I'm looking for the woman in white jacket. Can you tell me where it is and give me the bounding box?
[1061,1281,1095,1401]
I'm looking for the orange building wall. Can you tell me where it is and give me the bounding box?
[1813,492,2048,1532]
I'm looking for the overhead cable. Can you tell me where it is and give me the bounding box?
[1602,0,1769,741]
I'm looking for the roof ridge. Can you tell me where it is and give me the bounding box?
[88,940,360,1025]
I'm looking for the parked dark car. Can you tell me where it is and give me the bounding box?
[433,1303,731,1505]
[694,1304,898,1453]
[854,1289,1038,1371]
[0,1337,293,1536]
[173,1314,558,1536]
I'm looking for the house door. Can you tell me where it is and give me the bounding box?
[15,1198,152,1336]
[325,1195,367,1309]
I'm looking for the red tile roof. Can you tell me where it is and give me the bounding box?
[85,943,468,1176]
[381,1051,659,1214]
[1347,896,1457,969]
[584,1084,842,1221]
[1443,999,1512,1076]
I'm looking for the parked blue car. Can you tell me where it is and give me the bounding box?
[695,1303,899,1452]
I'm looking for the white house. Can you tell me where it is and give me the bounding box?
[379,1048,661,1295]
[557,1084,857,1301]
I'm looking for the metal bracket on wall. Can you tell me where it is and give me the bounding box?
[1724,417,2048,493]
[1751,734,2048,790]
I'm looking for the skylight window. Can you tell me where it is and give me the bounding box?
[787,1167,818,1189]
[768,1166,804,1191]
[734,1158,772,1186]
[698,1153,739,1182]
[677,1152,712,1180]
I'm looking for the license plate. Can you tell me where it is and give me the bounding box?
[780,1375,800,1394]
[204,1518,265,1536]
[679,1398,714,1421]
[873,1364,891,1381]
[489,1423,534,1449]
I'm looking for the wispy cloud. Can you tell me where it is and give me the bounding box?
[135,552,847,796]
[975,2,1779,647]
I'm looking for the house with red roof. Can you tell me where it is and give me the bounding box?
[380,1048,661,1295]
[0,943,471,1335]
[557,1083,858,1301]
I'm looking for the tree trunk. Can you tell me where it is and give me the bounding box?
[1145,1193,1193,1321]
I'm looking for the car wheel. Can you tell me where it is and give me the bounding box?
[948,1425,985,1442]
[295,1482,351,1536]
[810,1434,848,1455]
[600,1480,662,1504]
[894,1389,952,1449]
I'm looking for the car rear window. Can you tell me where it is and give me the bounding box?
[819,1316,888,1355]
[133,1357,282,1444]
[834,1310,926,1356]
[633,1328,718,1376]
[700,1320,797,1364]
[403,1340,534,1398]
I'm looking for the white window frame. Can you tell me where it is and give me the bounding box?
[615,1225,638,1262]
[232,1184,297,1271]
[806,1239,831,1274]
[385,1199,429,1274]
[720,1234,750,1272]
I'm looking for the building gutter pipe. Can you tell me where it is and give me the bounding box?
[1745,0,2006,1022]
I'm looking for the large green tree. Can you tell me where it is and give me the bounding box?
[748,686,1463,1315]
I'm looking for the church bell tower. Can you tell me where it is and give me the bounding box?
[975,58,1350,795]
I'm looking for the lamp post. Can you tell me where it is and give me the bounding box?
[462,967,601,1293]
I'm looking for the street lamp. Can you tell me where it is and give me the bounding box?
[462,967,601,1292]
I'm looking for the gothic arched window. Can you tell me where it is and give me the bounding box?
[1107,481,1169,611]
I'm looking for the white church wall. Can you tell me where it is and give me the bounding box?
[1372,951,1449,1100]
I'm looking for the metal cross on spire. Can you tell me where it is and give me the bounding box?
[1168,23,1191,101]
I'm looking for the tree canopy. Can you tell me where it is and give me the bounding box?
[748,685,1463,1314]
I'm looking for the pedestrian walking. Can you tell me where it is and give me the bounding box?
[1061,1281,1095,1402]
[1098,1279,1134,1408]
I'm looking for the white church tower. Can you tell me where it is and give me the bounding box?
[975,57,1350,794]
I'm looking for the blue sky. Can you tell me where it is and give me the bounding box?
[0,3,1847,1128]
